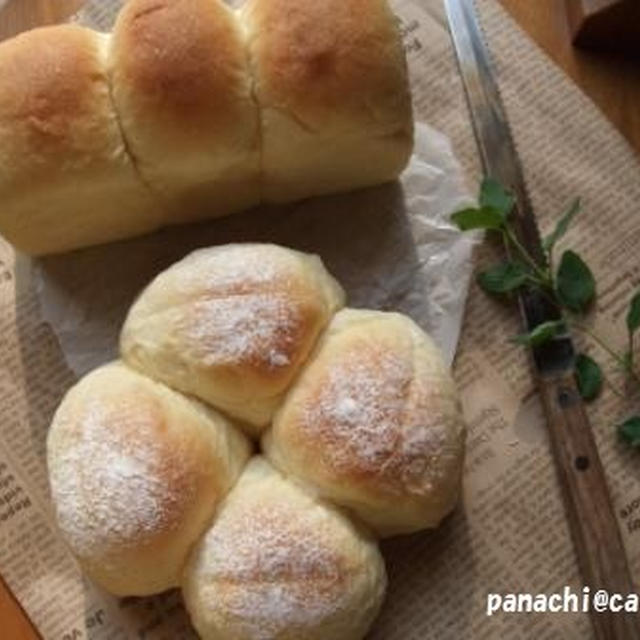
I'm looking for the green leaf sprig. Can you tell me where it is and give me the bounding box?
[452,178,640,447]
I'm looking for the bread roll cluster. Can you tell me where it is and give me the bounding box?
[47,244,465,640]
[0,0,413,256]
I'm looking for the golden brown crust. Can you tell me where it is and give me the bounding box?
[0,26,120,189]
[57,391,193,539]
[0,25,162,255]
[113,0,255,141]
[265,309,466,536]
[120,244,346,432]
[0,0,413,253]
[110,0,261,222]
[182,458,386,640]
[47,361,251,596]
[240,0,413,203]
[174,293,322,383]
[295,337,415,493]
[242,0,412,133]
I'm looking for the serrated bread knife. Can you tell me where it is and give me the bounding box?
[444,1,639,637]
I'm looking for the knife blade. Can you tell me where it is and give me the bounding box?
[445,1,639,638]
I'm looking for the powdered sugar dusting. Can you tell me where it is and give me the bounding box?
[177,245,296,296]
[179,294,301,370]
[193,503,348,638]
[50,396,184,561]
[299,343,453,494]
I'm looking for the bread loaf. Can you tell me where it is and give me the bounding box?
[0,0,413,256]
[120,244,345,434]
[46,361,251,596]
[263,308,466,536]
[182,457,387,640]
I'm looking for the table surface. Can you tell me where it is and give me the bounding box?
[1,1,639,638]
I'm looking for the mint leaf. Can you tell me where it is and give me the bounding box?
[627,291,640,334]
[619,417,640,448]
[574,353,603,401]
[512,320,565,347]
[480,178,514,220]
[451,207,504,231]
[543,198,580,253]
[477,262,529,294]
[555,250,595,312]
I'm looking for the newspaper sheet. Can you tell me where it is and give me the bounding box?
[1,0,640,638]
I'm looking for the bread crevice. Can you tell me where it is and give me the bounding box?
[102,36,165,217]
[236,7,265,203]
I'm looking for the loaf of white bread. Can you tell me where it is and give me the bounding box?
[47,244,464,639]
[0,0,413,256]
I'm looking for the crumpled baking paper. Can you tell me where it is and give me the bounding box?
[34,122,477,376]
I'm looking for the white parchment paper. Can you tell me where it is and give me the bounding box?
[34,123,475,376]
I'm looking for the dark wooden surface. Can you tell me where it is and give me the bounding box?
[0,1,639,638]
[499,0,640,154]
[566,0,640,56]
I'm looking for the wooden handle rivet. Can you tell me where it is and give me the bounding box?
[575,455,590,471]
[557,388,573,407]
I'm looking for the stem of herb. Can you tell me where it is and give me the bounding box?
[503,227,551,286]
[571,322,640,387]
[525,275,548,289]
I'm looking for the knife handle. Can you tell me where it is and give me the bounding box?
[537,369,640,639]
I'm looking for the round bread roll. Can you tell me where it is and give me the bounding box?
[120,244,345,434]
[110,0,261,224]
[46,361,251,597]
[182,457,386,640]
[0,25,160,255]
[240,0,413,203]
[263,309,466,537]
